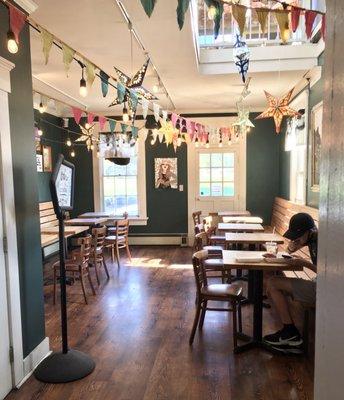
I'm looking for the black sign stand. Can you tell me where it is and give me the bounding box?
[34,155,95,383]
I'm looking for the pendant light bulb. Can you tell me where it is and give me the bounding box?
[7,30,18,54]
[122,106,129,123]
[71,150,75,158]
[207,5,217,20]
[39,101,45,114]
[219,140,223,148]
[85,122,90,129]
[37,127,43,137]
[79,68,87,97]
[195,137,199,148]
[205,139,210,149]
[66,138,72,147]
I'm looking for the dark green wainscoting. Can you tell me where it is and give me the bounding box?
[1,3,45,357]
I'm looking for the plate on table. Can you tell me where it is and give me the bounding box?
[262,252,291,263]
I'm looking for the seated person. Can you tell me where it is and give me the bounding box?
[264,213,317,353]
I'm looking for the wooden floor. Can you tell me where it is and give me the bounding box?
[7,246,314,400]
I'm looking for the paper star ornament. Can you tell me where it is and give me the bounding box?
[232,105,255,130]
[255,89,300,133]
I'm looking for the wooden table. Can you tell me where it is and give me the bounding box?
[222,216,263,224]
[218,223,264,232]
[217,210,251,217]
[78,212,113,218]
[222,250,303,353]
[40,226,89,247]
[225,232,284,246]
[65,218,108,226]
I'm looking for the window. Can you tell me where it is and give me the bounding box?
[102,157,138,216]
[199,152,235,197]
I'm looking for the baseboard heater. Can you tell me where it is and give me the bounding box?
[128,234,188,247]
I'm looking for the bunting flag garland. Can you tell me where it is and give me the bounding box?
[274,11,290,43]
[9,4,26,43]
[305,10,318,39]
[41,29,54,65]
[72,107,83,125]
[140,0,157,17]
[162,110,168,122]
[255,89,300,134]
[121,123,128,135]
[256,9,269,35]
[177,0,191,30]
[141,98,149,119]
[117,82,126,104]
[153,103,160,122]
[131,126,139,139]
[62,44,75,76]
[87,112,95,125]
[233,35,250,83]
[232,4,247,37]
[129,90,139,113]
[98,116,107,131]
[100,70,109,97]
[171,113,179,128]
[291,6,301,32]
[204,0,223,39]
[85,60,96,87]
[109,119,116,134]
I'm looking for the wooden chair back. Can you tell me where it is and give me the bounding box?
[192,250,209,294]
[39,201,58,229]
[91,226,107,249]
[116,219,129,239]
[78,235,93,265]
[192,211,202,225]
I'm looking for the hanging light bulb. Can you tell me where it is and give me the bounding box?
[205,139,210,149]
[39,101,45,113]
[219,139,223,148]
[7,30,18,54]
[90,144,94,151]
[207,5,217,20]
[228,139,232,146]
[122,105,129,123]
[37,127,43,137]
[70,149,75,158]
[195,137,199,148]
[79,67,87,97]
[66,138,72,147]
[85,122,90,129]
[177,133,182,147]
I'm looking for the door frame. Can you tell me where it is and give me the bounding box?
[0,56,24,387]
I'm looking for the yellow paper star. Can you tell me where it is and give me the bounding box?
[159,121,178,146]
[255,89,300,133]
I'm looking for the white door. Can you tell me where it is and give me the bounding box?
[0,178,12,399]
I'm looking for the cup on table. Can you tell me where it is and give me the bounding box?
[265,242,278,256]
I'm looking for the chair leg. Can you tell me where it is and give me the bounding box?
[79,271,88,304]
[111,244,115,263]
[115,244,121,268]
[238,301,243,333]
[232,302,238,350]
[93,259,100,286]
[126,243,132,262]
[53,267,57,305]
[189,299,202,345]
[86,268,96,296]
[102,257,110,279]
[198,300,207,330]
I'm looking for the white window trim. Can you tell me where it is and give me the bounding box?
[93,130,147,226]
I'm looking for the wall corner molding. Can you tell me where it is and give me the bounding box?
[0,56,15,93]
[13,0,38,14]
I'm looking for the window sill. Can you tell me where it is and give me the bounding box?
[128,217,148,226]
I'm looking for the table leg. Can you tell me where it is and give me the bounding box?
[253,269,263,341]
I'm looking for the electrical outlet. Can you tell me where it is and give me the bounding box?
[179,184,184,192]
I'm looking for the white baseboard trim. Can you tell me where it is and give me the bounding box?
[16,337,50,388]
[129,236,182,246]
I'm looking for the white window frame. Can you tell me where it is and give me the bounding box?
[93,131,147,225]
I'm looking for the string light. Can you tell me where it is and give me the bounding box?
[177,133,182,147]
[70,149,75,158]
[205,138,210,148]
[38,101,46,114]
[79,67,87,97]
[85,122,90,129]
[122,105,129,123]
[7,30,18,54]
[37,126,43,136]
[66,138,72,147]
[195,137,199,147]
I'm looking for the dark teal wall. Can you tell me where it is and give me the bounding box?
[246,114,282,224]
[278,120,290,200]
[35,110,63,202]
[132,131,188,235]
[0,4,45,357]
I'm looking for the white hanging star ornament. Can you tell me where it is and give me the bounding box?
[232,102,255,134]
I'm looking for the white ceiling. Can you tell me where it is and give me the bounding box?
[30,0,314,116]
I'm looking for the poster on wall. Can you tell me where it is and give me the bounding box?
[310,101,323,192]
[36,141,43,172]
[154,158,178,189]
[43,145,52,172]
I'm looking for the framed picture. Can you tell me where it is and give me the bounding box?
[36,141,43,172]
[310,101,323,192]
[43,145,52,172]
[154,158,178,189]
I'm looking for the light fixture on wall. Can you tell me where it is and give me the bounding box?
[79,67,87,97]
[7,30,18,54]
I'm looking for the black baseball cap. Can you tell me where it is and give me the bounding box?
[284,213,316,241]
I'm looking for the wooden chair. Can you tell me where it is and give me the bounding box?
[192,211,202,226]
[53,235,96,305]
[90,226,110,285]
[105,219,131,267]
[107,212,129,235]
[189,250,243,350]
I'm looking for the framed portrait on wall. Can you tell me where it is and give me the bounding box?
[154,158,178,189]
[43,145,52,172]
[310,101,323,192]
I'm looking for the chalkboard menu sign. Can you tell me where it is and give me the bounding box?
[50,154,75,218]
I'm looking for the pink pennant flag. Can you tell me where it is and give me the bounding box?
[87,112,95,125]
[305,10,318,39]
[98,116,107,131]
[171,113,179,128]
[71,107,83,125]
[9,4,26,42]
[321,14,326,40]
[291,6,301,32]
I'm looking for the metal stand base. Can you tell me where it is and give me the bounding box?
[34,349,95,383]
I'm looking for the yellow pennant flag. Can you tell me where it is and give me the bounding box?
[84,60,96,87]
[256,9,269,35]
[40,28,54,65]
[232,4,247,37]
[62,44,75,77]
[274,11,290,43]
